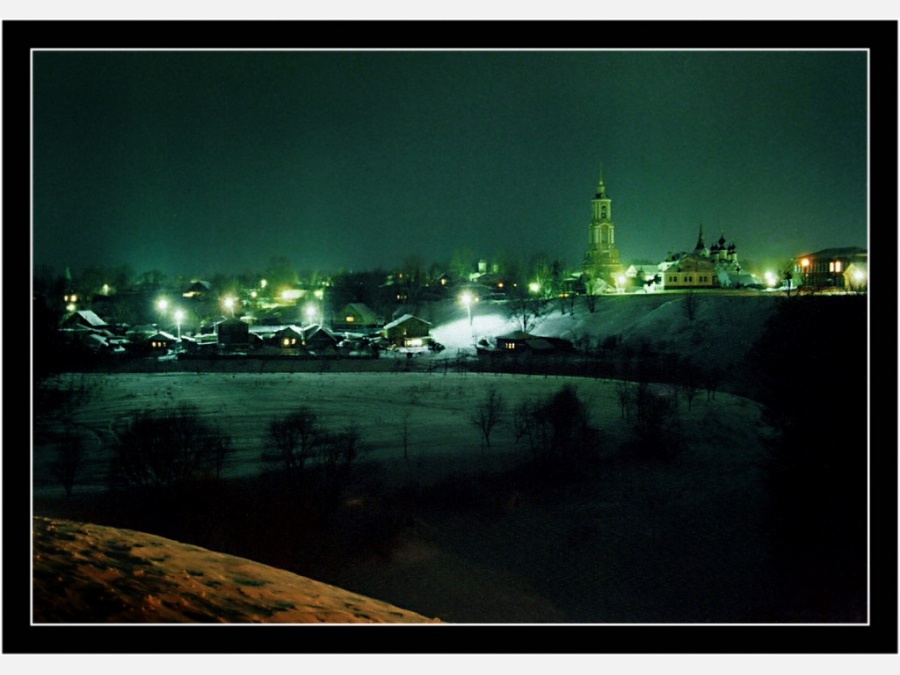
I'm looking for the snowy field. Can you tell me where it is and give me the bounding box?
[32,367,776,623]
[31,294,794,623]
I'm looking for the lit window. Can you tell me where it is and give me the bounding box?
[834,261,842,273]
[346,316,355,322]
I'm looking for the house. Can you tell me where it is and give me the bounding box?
[273,325,305,350]
[662,253,718,289]
[381,314,432,348]
[147,331,178,352]
[59,309,108,330]
[334,303,381,331]
[793,247,867,290]
[302,324,340,353]
[215,317,250,348]
[491,331,575,355]
[182,280,212,299]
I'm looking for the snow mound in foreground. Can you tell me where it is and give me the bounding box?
[32,516,442,624]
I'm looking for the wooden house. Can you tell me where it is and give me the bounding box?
[334,303,381,331]
[302,325,340,353]
[381,314,432,348]
[216,318,250,348]
[273,325,305,350]
[147,331,178,352]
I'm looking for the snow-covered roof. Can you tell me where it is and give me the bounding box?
[61,310,107,327]
[383,314,431,330]
[149,331,178,341]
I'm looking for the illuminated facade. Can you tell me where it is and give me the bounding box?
[792,247,867,290]
[582,172,623,285]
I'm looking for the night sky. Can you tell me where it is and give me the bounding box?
[32,48,869,279]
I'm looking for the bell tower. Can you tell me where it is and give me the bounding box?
[583,169,622,284]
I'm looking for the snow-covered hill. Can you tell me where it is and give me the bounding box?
[32,516,442,624]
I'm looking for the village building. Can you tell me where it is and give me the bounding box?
[333,303,382,332]
[302,324,340,353]
[792,247,867,291]
[273,325,306,351]
[59,309,108,330]
[215,317,250,349]
[381,314,432,349]
[147,331,179,352]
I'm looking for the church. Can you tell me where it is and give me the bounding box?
[581,171,761,291]
[660,225,760,289]
[582,172,624,288]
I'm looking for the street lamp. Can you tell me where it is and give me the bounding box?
[156,298,169,327]
[460,291,475,342]
[223,296,235,318]
[305,303,317,326]
[174,309,185,340]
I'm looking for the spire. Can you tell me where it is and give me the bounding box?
[595,165,607,199]
[694,224,706,251]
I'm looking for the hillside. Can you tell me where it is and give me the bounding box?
[32,516,441,624]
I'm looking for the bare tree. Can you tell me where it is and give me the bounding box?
[317,424,364,516]
[683,290,699,322]
[614,379,632,420]
[472,385,506,449]
[703,366,722,401]
[110,403,233,491]
[52,427,84,500]
[268,408,322,487]
[506,286,545,334]
[583,277,603,313]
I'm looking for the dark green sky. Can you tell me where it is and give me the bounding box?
[32,48,868,278]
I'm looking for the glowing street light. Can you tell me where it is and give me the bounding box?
[616,275,627,293]
[157,298,169,313]
[305,303,317,325]
[460,291,476,341]
[528,281,541,294]
[174,308,185,340]
[223,296,236,318]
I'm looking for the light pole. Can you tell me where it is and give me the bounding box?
[174,309,185,340]
[460,292,474,341]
